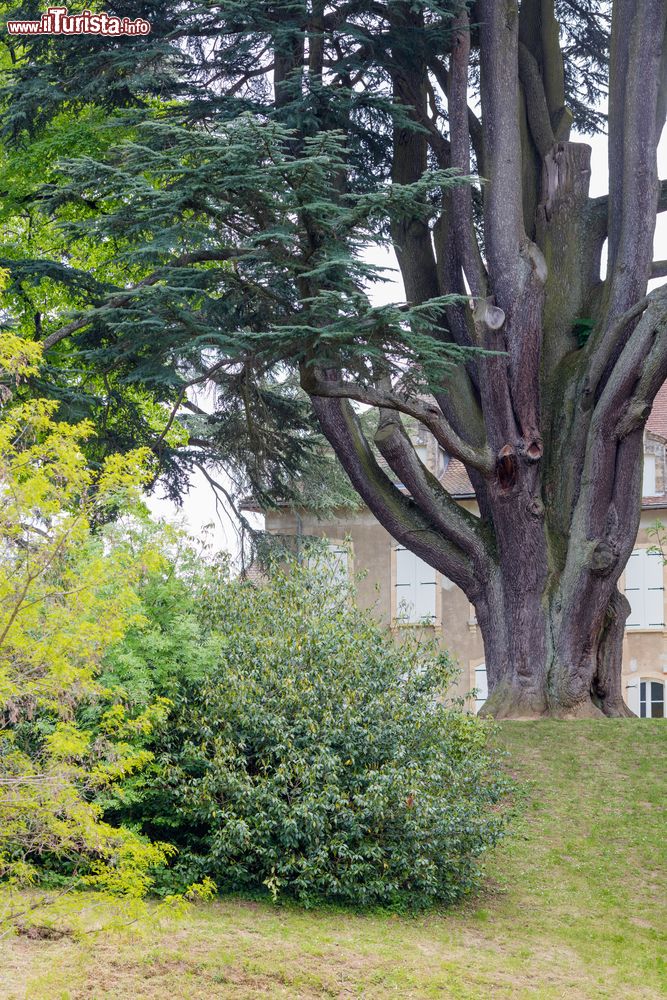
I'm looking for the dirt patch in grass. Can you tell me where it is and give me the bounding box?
[15,923,74,941]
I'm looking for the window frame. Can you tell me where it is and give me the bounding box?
[639,678,665,718]
[305,536,353,584]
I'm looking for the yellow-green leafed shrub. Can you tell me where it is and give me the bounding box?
[0,339,209,928]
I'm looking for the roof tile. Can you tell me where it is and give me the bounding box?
[646,382,667,439]
[441,458,474,497]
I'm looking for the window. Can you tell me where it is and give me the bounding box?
[395,546,437,624]
[307,540,350,585]
[640,679,665,718]
[624,549,665,629]
[643,454,657,496]
[436,446,450,478]
[325,541,349,583]
[474,664,488,714]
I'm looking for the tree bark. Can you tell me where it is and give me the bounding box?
[478,578,637,720]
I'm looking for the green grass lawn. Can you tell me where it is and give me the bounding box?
[2,721,665,999]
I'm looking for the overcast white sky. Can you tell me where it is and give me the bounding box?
[147,128,667,557]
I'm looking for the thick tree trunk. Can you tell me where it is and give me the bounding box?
[478,577,636,720]
[475,453,642,720]
[592,589,635,717]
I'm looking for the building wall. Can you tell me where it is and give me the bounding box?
[265,508,393,625]
[265,503,667,715]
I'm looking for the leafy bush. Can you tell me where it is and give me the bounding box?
[103,547,510,909]
[0,338,212,929]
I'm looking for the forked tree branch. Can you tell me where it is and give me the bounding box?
[518,0,568,125]
[303,371,494,473]
[585,291,667,493]
[373,412,493,579]
[562,293,667,631]
[585,289,664,392]
[309,393,482,592]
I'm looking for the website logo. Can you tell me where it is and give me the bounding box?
[6,7,151,35]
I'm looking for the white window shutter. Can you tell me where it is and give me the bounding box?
[307,541,349,584]
[328,543,348,585]
[395,547,413,585]
[625,551,643,589]
[625,680,640,715]
[625,551,645,627]
[643,454,656,497]
[624,550,665,628]
[474,664,488,713]
[395,546,416,621]
[645,551,664,626]
[415,554,436,621]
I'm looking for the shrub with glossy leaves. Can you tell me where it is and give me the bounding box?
[107,547,510,909]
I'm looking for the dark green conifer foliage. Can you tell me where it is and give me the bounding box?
[0,0,481,509]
